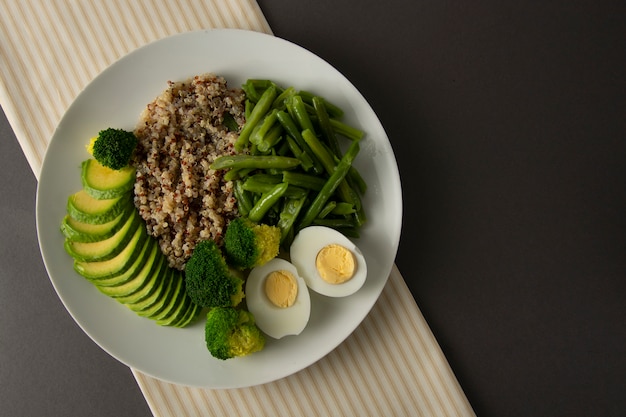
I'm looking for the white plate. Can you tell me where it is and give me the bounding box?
[36,29,402,388]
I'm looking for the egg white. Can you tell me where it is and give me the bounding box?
[246,258,311,339]
[290,226,367,297]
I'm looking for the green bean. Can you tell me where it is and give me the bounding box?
[312,96,341,156]
[233,180,254,217]
[272,86,296,110]
[276,111,321,173]
[210,154,300,170]
[241,81,261,103]
[283,136,314,171]
[235,85,277,151]
[250,108,279,144]
[298,90,344,118]
[242,177,307,199]
[331,152,367,195]
[329,118,365,141]
[245,173,282,184]
[245,100,254,119]
[298,140,360,229]
[248,182,288,223]
[277,194,308,246]
[318,201,337,219]
[301,129,335,173]
[288,95,316,133]
[281,171,326,191]
[260,126,283,153]
[348,166,367,195]
[301,129,360,209]
[243,80,278,103]
[331,202,356,215]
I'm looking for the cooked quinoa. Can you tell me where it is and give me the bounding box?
[132,74,246,270]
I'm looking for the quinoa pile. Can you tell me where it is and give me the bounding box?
[132,74,246,270]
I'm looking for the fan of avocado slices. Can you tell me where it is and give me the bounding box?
[61,158,201,327]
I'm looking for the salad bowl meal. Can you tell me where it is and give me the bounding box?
[36,29,402,388]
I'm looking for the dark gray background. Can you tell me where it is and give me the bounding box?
[2,1,625,416]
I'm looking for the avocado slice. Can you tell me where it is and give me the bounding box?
[64,210,141,262]
[129,266,175,314]
[165,299,201,328]
[75,227,151,284]
[142,270,186,321]
[67,190,131,225]
[81,158,136,200]
[98,245,164,304]
[61,203,134,243]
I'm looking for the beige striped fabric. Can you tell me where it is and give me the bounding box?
[0,1,475,416]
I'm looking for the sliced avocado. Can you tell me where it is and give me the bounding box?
[96,243,162,299]
[113,255,168,305]
[144,270,186,321]
[81,159,136,200]
[64,210,141,262]
[61,203,134,243]
[75,228,151,284]
[67,190,131,225]
[129,266,174,314]
[169,299,201,328]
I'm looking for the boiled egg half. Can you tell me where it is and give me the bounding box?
[246,258,311,339]
[290,226,367,297]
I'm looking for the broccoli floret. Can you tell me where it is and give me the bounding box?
[205,307,265,360]
[224,217,281,269]
[91,128,138,170]
[184,240,245,308]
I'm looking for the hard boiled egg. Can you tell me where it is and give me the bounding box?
[290,226,367,297]
[246,258,311,339]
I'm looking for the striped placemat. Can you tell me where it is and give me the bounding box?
[0,1,475,416]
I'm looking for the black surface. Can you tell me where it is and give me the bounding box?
[2,1,625,416]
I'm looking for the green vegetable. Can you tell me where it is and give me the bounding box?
[277,194,308,246]
[235,85,277,151]
[212,79,369,243]
[247,182,289,223]
[209,154,301,171]
[223,217,281,269]
[91,128,138,170]
[312,96,341,156]
[64,158,199,327]
[184,240,245,308]
[204,307,265,360]
[298,140,360,230]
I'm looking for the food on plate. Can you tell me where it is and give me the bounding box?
[62,157,200,327]
[132,74,245,271]
[88,128,138,170]
[81,158,135,200]
[210,78,368,251]
[223,217,281,270]
[246,258,311,339]
[184,239,245,308]
[290,226,367,297]
[204,307,265,360]
[60,73,371,356]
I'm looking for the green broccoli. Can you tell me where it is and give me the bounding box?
[205,307,265,360]
[184,240,245,308]
[223,217,281,269]
[90,128,138,170]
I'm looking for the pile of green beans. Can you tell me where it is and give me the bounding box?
[210,79,368,248]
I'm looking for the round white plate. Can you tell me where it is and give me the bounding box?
[36,29,402,388]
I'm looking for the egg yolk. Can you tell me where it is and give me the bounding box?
[264,270,298,308]
[315,244,356,284]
